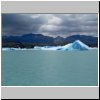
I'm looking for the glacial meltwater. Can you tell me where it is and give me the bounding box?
[2,50,98,86]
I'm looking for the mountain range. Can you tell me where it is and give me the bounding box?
[2,33,98,48]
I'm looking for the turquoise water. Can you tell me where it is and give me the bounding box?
[2,50,98,86]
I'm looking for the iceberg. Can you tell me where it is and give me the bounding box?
[33,40,94,51]
[60,40,90,51]
[2,48,34,51]
[34,46,62,50]
[2,40,97,51]
[2,48,11,51]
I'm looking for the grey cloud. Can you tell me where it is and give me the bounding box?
[2,14,44,35]
[2,14,98,37]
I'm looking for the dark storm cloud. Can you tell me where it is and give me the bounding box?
[2,14,44,35]
[2,14,98,37]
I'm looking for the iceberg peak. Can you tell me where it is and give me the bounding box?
[68,40,89,50]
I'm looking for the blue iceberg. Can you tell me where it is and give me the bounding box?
[2,40,97,51]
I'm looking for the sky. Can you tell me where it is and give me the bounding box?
[2,14,98,37]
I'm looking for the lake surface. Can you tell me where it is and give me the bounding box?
[2,50,98,86]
